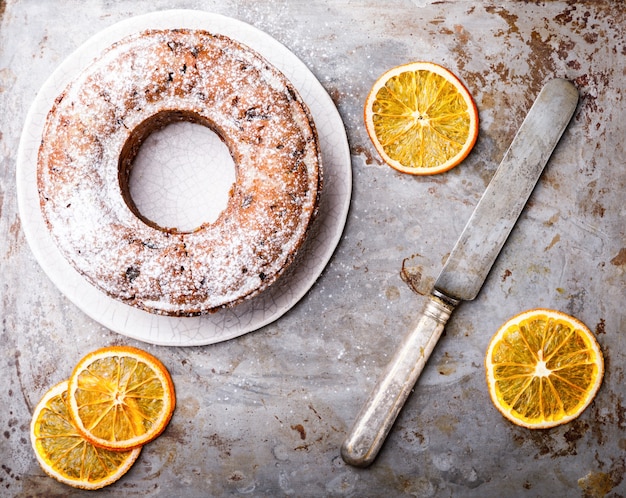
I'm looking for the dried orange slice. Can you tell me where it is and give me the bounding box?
[67,346,175,451]
[485,309,603,429]
[365,61,478,175]
[30,381,141,490]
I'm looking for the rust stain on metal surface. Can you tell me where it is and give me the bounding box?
[610,248,626,266]
[13,351,33,414]
[5,217,22,259]
[291,423,306,440]
[590,389,626,444]
[595,319,606,335]
[578,471,613,497]
[228,471,244,482]
[400,254,434,296]
[352,144,382,166]
[437,351,457,376]
[205,433,232,458]
[544,234,561,252]
[578,458,626,498]
[543,212,561,226]
[433,414,459,436]
[511,418,590,459]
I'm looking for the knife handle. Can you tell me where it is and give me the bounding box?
[341,293,457,467]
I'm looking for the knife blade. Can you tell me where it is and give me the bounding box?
[341,78,579,467]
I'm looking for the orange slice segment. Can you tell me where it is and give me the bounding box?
[364,61,479,175]
[30,381,141,490]
[67,346,175,450]
[485,309,604,429]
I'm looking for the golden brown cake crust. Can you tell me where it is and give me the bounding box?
[37,29,322,316]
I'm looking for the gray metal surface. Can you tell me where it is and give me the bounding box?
[1,1,625,497]
[435,79,579,301]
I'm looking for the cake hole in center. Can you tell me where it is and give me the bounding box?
[128,121,236,232]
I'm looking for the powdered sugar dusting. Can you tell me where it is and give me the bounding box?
[37,29,322,316]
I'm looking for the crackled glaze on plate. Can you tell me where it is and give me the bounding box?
[16,10,351,346]
[131,121,237,231]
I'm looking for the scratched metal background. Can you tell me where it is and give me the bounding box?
[1,1,625,496]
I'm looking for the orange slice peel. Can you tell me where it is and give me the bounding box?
[30,380,141,490]
[485,309,603,429]
[67,346,176,451]
[365,61,479,175]
[31,345,175,489]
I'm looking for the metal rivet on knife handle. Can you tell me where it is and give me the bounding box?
[341,79,579,467]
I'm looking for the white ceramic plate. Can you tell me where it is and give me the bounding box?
[16,10,351,346]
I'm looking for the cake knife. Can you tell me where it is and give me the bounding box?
[341,78,579,467]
